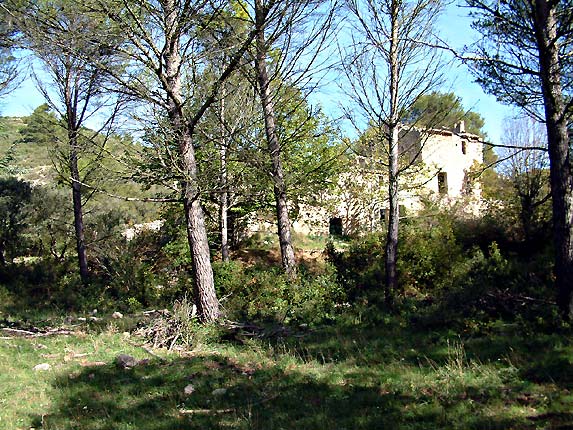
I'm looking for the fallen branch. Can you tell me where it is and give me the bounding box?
[2,327,37,336]
[178,393,279,416]
[179,408,235,415]
[126,340,168,362]
[1,327,76,338]
[484,292,556,306]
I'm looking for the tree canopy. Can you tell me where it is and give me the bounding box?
[406,91,486,136]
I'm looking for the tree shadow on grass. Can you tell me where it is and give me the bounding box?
[37,354,405,430]
[33,337,572,430]
[262,320,573,429]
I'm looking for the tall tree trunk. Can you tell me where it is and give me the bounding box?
[219,94,230,262]
[0,242,6,265]
[62,60,88,284]
[69,137,89,284]
[533,0,573,319]
[219,158,230,263]
[164,0,219,321]
[520,194,535,244]
[183,177,220,322]
[385,126,399,306]
[64,65,88,284]
[254,0,297,278]
[384,0,400,306]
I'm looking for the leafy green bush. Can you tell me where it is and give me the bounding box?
[325,220,465,302]
[324,208,552,322]
[213,260,344,325]
[291,264,346,323]
[398,217,464,292]
[0,177,33,263]
[325,232,385,301]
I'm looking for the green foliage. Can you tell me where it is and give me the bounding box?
[0,177,32,263]
[405,92,486,136]
[325,233,385,300]
[0,256,74,311]
[27,185,73,260]
[19,103,61,148]
[398,217,464,291]
[0,143,17,175]
[0,10,18,98]
[92,227,173,310]
[467,0,572,113]
[325,202,555,328]
[0,116,21,144]
[213,260,344,325]
[4,106,62,179]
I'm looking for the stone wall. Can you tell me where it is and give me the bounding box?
[289,123,484,236]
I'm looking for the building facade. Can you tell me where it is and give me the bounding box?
[291,122,484,236]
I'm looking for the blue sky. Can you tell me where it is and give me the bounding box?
[0,2,516,146]
[435,2,516,144]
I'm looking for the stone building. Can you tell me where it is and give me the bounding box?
[291,122,484,236]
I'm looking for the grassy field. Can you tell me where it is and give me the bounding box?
[1,308,572,430]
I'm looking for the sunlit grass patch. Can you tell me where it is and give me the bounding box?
[1,313,573,430]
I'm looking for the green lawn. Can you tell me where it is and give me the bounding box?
[1,312,572,430]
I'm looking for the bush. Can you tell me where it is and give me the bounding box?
[324,209,550,316]
[325,232,385,301]
[213,260,344,325]
[291,264,346,323]
[325,220,465,302]
[398,217,464,292]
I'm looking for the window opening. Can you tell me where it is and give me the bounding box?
[329,217,343,236]
[438,172,448,195]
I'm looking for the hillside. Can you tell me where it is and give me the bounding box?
[0,115,56,183]
[0,111,164,224]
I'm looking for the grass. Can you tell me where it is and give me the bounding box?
[1,308,573,430]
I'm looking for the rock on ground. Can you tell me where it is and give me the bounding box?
[33,363,51,371]
[115,354,137,369]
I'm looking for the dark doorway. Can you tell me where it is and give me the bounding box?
[438,172,448,195]
[329,217,343,236]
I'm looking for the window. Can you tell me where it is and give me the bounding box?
[462,141,467,155]
[438,172,448,195]
[329,217,343,236]
[380,209,388,223]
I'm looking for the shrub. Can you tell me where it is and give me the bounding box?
[398,217,464,292]
[291,264,346,324]
[325,220,465,302]
[325,232,385,301]
[213,260,344,325]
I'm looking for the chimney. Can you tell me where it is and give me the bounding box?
[455,121,465,133]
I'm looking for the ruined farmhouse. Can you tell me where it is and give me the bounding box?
[290,122,485,236]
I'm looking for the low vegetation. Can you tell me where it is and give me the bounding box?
[1,295,572,430]
[0,0,571,426]
[1,197,571,429]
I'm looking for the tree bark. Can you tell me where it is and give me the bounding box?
[254,0,297,278]
[64,77,89,284]
[533,0,573,319]
[219,159,230,263]
[164,0,219,321]
[384,0,400,306]
[385,126,399,306]
[183,181,220,322]
[219,94,230,263]
[68,132,89,284]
